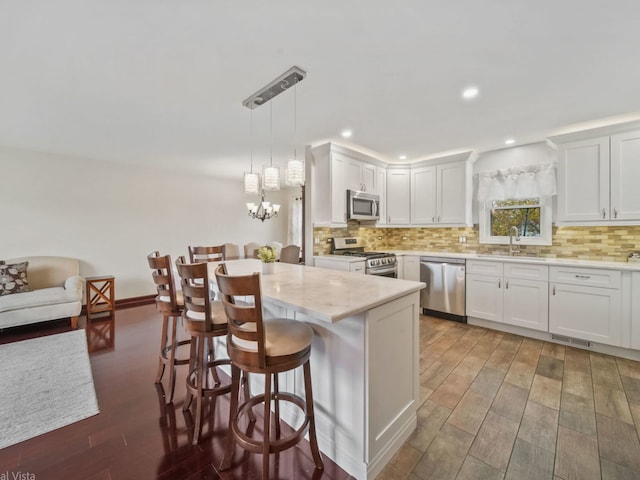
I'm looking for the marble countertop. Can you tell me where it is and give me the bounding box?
[388,250,640,271]
[315,251,640,270]
[210,259,425,323]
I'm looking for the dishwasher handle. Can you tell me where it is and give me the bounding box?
[419,256,466,265]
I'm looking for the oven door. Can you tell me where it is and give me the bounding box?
[366,265,398,278]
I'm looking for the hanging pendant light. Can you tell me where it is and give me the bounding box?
[286,76,305,187]
[244,109,260,195]
[262,101,281,191]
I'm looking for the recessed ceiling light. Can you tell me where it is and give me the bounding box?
[399,155,407,160]
[341,129,352,138]
[505,138,515,145]
[462,86,479,99]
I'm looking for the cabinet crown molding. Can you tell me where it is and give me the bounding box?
[548,119,640,145]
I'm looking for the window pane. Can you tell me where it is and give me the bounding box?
[490,198,541,237]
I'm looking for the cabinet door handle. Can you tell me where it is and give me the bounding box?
[437,216,440,223]
[498,280,501,288]
[602,208,606,219]
[432,216,435,223]
[505,281,509,289]
[575,274,591,279]
[552,285,556,295]
[614,208,618,218]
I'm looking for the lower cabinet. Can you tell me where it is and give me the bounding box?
[632,272,640,350]
[402,255,421,282]
[314,257,366,274]
[549,266,622,347]
[466,260,549,332]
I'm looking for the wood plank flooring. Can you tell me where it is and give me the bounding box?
[377,316,640,480]
[3,308,640,479]
[0,306,349,480]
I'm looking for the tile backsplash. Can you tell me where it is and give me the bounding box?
[313,224,640,262]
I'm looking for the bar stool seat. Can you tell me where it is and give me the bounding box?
[215,264,323,479]
[147,251,191,404]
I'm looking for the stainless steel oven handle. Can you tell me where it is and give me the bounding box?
[367,265,398,276]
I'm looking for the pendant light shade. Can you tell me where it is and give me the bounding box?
[244,172,260,195]
[262,164,281,191]
[286,159,304,186]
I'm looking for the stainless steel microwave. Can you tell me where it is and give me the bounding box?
[347,190,380,221]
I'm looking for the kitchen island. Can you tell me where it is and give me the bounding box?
[210,259,425,479]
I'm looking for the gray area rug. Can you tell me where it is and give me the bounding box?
[0,329,100,449]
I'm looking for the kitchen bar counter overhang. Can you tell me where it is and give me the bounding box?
[209,259,426,480]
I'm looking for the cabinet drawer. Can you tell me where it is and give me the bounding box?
[467,260,503,277]
[504,263,548,281]
[549,266,621,289]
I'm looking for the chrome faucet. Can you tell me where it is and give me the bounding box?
[509,226,521,256]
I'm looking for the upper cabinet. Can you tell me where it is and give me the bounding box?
[550,123,640,225]
[345,158,377,193]
[386,168,411,225]
[410,153,474,227]
[308,143,386,226]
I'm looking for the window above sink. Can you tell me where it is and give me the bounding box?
[479,196,552,246]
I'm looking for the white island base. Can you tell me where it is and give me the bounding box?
[265,291,421,479]
[212,260,423,479]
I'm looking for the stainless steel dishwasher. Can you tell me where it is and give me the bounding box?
[419,256,466,322]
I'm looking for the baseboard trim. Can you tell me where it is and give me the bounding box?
[81,295,155,315]
[115,295,156,310]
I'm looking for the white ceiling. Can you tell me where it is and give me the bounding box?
[2,1,640,180]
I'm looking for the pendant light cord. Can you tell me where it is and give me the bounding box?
[293,77,297,161]
[250,108,254,174]
[270,101,273,167]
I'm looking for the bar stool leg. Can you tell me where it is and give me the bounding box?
[166,316,178,403]
[273,373,281,439]
[221,364,241,470]
[192,337,206,445]
[183,337,197,411]
[304,360,324,470]
[155,314,169,383]
[262,372,272,480]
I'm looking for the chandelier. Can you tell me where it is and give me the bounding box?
[246,191,281,222]
[242,66,306,220]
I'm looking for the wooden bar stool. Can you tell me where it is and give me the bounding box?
[214,264,324,479]
[188,244,225,263]
[147,251,190,404]
[175,256,232,444]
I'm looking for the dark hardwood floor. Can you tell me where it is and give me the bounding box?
[0,305,350,480]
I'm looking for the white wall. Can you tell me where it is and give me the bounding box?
[0,146,291,299]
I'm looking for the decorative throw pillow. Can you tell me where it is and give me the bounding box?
[0,261,33,296]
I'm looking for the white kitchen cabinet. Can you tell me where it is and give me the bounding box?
[386,169,411,225]
[345,158,377,194]
[549,266,622,346]
[632,272,640,350]
[309,142,386,226]
[553,126,640,223]
[410,157,470,226]
[466,273,503,323]
[331,153,348,223]
[376,167,387,225]
[314,256,366,274]
[610,130,640,220]
[466,260,549,331]
[402,255,420,282]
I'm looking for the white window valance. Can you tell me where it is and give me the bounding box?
[476,162,557,202]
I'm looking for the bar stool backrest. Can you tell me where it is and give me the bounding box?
[215,263,267,369]
[175,256,214,332]
[188,245,225,263]
[147,251,180,314]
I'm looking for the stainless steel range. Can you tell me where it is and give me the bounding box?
[331,237,398,278]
